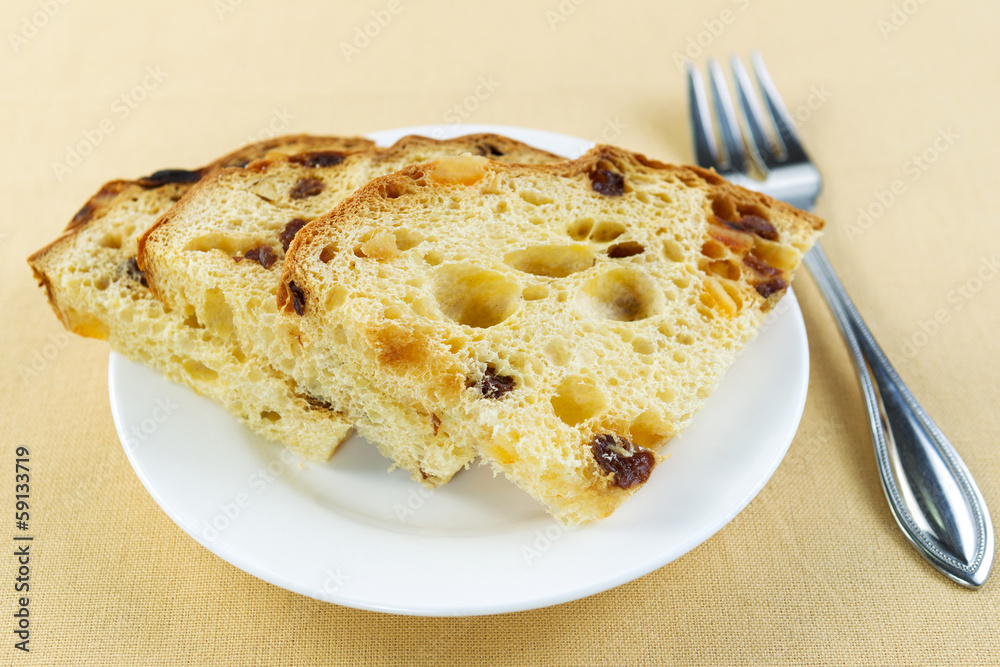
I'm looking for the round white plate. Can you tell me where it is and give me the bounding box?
[109,124,810,616]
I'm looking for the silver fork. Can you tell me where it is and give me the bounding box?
[686,53,993,588]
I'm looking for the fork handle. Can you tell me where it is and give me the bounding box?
[802,244,994,587]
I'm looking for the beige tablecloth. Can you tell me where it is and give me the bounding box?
[3,0,999,664]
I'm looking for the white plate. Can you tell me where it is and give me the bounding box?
[108,124,810,616]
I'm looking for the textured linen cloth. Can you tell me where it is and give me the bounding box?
[2,0,998,664]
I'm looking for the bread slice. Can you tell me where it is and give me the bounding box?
[28,135,375,461]
[278,146,824,523]
[137,134,564,486]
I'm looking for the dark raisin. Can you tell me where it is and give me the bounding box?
[607,241,645,258]
[137,169,202,188]
[476,143,505,157]
[477,365,515,399]
[431,414,441,436]
[743,254,782,277]
[755,277,788,298]
[589,168,625,196]
[289,177,325,200]
[125,257,148,287]
[301,394,334,410]
[238,246,277,269]
[289,151,346,168]
[287,281,306,315]
[279,218,308,252]
[724,214,778,241]
[591,434,655,489]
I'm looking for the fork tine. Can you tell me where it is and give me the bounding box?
[729,55,778,171]
[707,58,749,174]
[750,51,808,163]
[685,61,723,172]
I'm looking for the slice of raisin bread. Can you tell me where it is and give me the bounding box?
[137,134,563,486]
[28,135,374,461]
[278,146,824,523]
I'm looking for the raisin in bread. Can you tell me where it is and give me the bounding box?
[278,146,824,523]
[137,134,563,486]
[28,135,374,461]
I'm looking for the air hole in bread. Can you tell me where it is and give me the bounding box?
[711,195,738,221]
[319,243,338,263]
[701,240,727,260]
[608,241,645,258]
[544,339,572,366]
[383,305,403,320]
[99,234,122,249]
[630,409,674,448]
[93,276,110,291]
[550,375,607,426]
[722,282,744,311]
[519,190,554,206]
[522,285,550,301]
[203,288,235,338]
[567,218,594,241]
[184,233,245,255]
[579,268,660,322]
[671,275,690,289]
[657,387,676,403]
[182,313,204,329]
[424,250,444,266]
[504,245,594,278]
[260,411,281,422]
[324,285,347,311]
[676,332,695,345]
[182,359,217,382]
[631,337,655,355]
[705,259,741,281]
[672,351,688,364]
[380,181,410,199]
[663,238,685,262]
[393,228,425,251]
[589,220,626,243]
[432,264,520,328]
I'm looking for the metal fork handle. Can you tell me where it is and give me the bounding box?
[803,244,994,587]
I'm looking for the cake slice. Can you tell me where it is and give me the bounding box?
[137,134,563,486]
[28,135,374,461]
[278,146,824,523]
